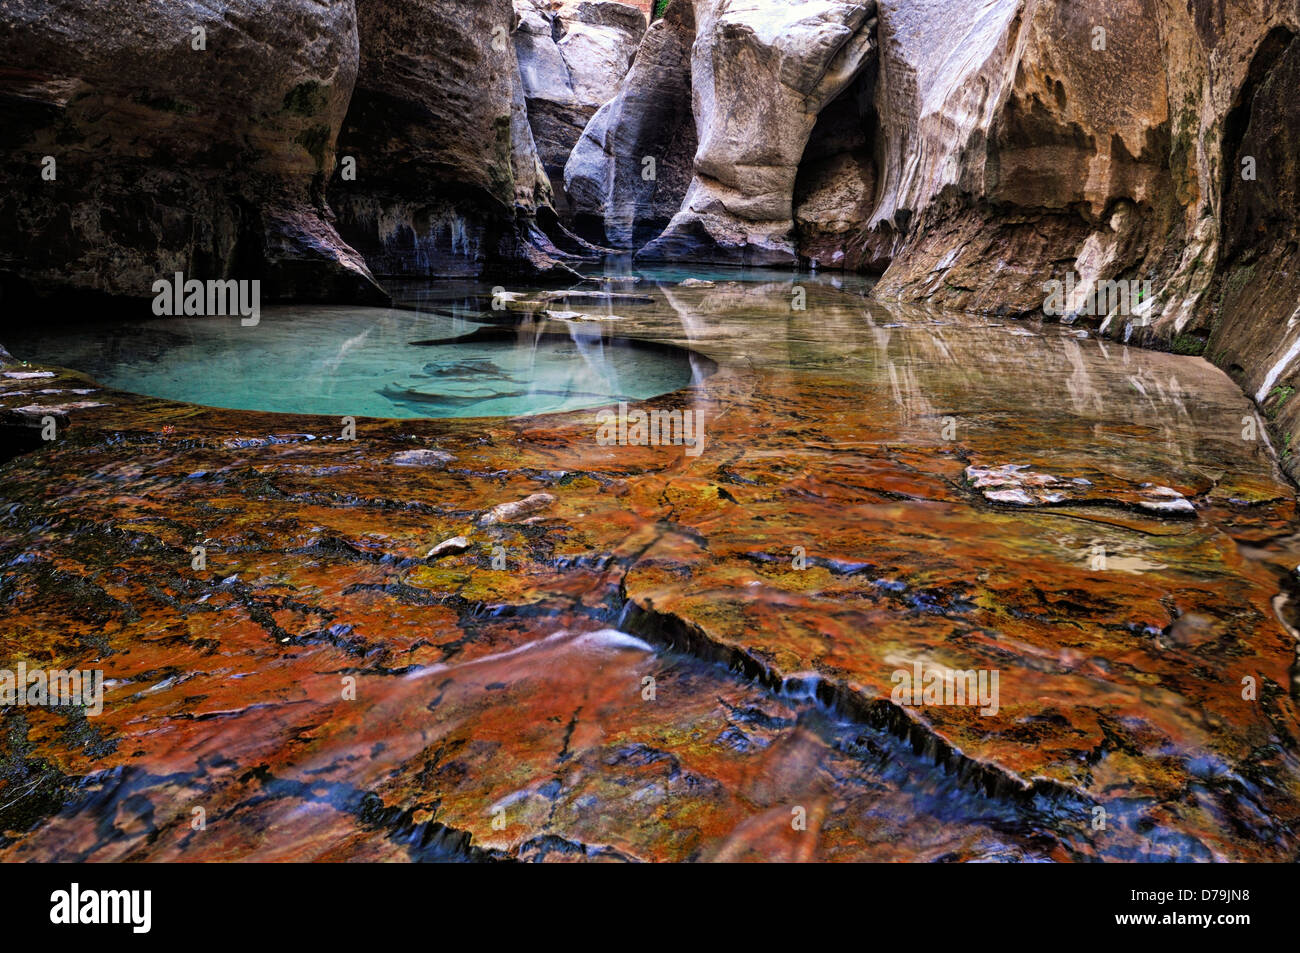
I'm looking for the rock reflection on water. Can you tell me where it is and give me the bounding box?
[4,305,700,419]
[1,266,1298,862]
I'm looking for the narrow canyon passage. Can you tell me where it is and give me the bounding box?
[2,270,1297,862]
[3,0,1300,881]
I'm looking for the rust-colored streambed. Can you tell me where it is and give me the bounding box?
[1,270,1298,861]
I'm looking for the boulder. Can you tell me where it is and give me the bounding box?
[0,0,384,308]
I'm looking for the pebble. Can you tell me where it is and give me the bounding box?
[391,449,455,467]
[426,536,470,558]
[479,492,556,525]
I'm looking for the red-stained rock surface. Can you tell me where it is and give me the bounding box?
[1,273,1298,861]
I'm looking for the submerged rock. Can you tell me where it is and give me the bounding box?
[966,464,1197,516]
[426,536,471,558]
[480,492,557,525]
[391,449,456,467]
[504,289,653,311]
[543,310,625,321]
[11,401,106,418]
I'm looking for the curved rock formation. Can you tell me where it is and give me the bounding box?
[564,0,699,248]
[1172,21,1300,476]
[329,0,583,280]
[854,0,1300,473]
[637,0,878,265]
[869,0,1176,313]
[514,1,647,214]
[0,0,383,306]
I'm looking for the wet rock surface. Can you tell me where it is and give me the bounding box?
[1,273,1299,862]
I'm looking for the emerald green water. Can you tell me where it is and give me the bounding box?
[7,300,701,419]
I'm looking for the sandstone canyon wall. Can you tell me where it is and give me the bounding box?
[567,0,1298,475]
[852,0,1300,472]
[514,1,647,218]
[0,0,383,305]
[1,0,1298,471]
[0,0,620,303]
[1172,12,1300,466]
[636,0,878,265]
[329,0,587,280]
[564,0,700,247]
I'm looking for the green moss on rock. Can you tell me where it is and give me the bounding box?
[283,81,328,117]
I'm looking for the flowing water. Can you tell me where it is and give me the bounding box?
[2,265,1299,861]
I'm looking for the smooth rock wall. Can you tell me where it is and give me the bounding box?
[329,0,578,280]
[0,0,383,306]
[564,0,699,248]
[637,0,878,265]
[515,0,647,217]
